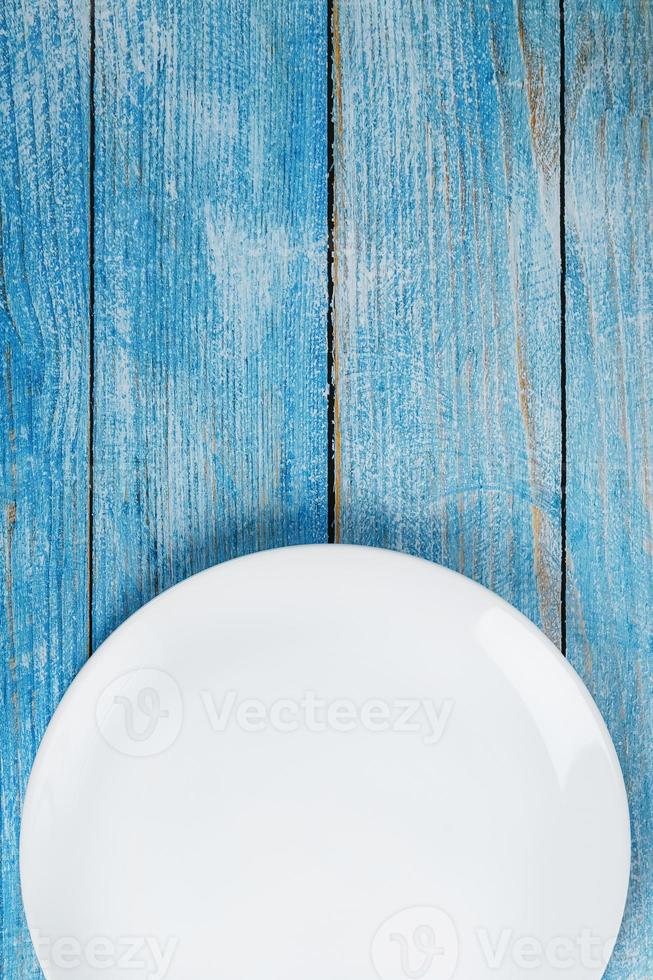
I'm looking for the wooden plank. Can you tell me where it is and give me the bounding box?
[565,0,653,972]
[0,0,89,976]
[332,0,561,642]
[93,0,328,646]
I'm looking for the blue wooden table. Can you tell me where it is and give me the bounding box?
[1,1,651,976]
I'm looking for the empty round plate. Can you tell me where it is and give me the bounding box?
[21,545,630,980]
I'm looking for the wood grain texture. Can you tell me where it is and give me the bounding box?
[332,0,561,642]
[565,1,653,973]
[2,0,652,976]
[0,0,89,976]
[93,0,327,646]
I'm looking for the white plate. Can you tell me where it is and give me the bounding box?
[21,544,630,980]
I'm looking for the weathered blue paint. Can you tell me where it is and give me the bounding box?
[1,0,652,976]
[332,0,561,642]
[0,0,89,977]
[566,1,653,973]
[92,0,328,646]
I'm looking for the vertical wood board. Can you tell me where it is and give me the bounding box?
[333,0,561,641]
[93,0,328,645]
[565,0,653,971]
[0,0,89,975]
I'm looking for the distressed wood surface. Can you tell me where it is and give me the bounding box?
[2,0,653,976]
[93,0,327,646]
[332,0,561,641]
[565,1,653,974]
[0,1,89,977]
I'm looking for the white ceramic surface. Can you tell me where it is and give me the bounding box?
[21,545,630,980]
